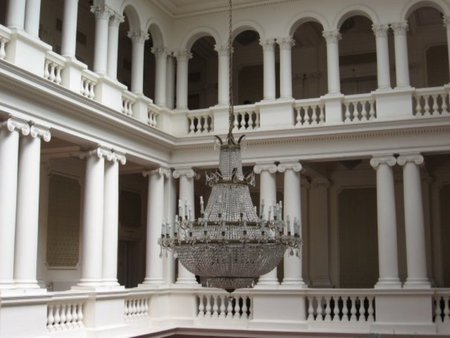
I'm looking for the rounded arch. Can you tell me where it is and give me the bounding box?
[402,0,449,20]
[120,2,142,33]
[181,27,220,52]
[333,4,380,30]
[232,20,264,40]
[146,21,165,49]
[286,11,329,37]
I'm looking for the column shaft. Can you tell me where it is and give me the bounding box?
[166,55,175,109]
[373,24,391,90]
[370,156,401,288]
[176,51,191,110]
[154,48,168,106]
[0,119,29,287]
[398,155,430,288]
[92,5,110,74]
[323,31,341,94]
[261,39,276,100]
[278,38,294,99]
[392,22,410,88]
[14,126,50,288]
[129,31,148,94]
[79,149,105,286]
[61,0,79,57]
[24,0,41,37]
[107,14,123,78]
[6,0,26,29]
[216,45,229,106]
[164,172,177,284]
[445,17,450,82]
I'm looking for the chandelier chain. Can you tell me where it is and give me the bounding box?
[228,0,234,139]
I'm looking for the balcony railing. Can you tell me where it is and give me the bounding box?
[294,98,325,126]
[414,87,450,117]
[342,94,376,123]
[0,25,10,60]
[196,291,252,320]
[46,293,87,333]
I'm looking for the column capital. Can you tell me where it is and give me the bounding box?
[144,167,171,178]
[391,22,409,35]
[259,38,276,51]
[81,147,112,160]
[107,151,126,165]
[214,44,232,56]
[397,153,424,166]
[277,37,295,50]
[30,125,51,142]
[151,47,169,58]
[370,155,397,169]
[1,118,30,136]
[173,168,196,179]
[90,4,113,20]
[278,161,302,173]
[322,30,342,43]
[372,24,390,38]
[109,13,124,27]
[128,30,149,44]
[254,163,277,174]
[176,50,193,61]
[443,16,450,28]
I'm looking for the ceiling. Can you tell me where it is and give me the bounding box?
[151,0,287,17]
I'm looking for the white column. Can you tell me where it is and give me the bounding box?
[278,162,306,287]
[78,148,108,287]
[102,152,126,286]
[322,30,342,95]
[142,168,169,285]
[372,24,392,90]
[164,170,177,284]
[176,50,192,110]
[14,125,51,288]
[370,156,401,288]
[107,13,124,79]
[215,44,230,106]
[0,118,29,288]
[166,54,175,109]
[260,39,276,100]
[278,37,294,99]
[61,0,79,57]
[91,5,111,74]
[391,22,411,89]
[444,16,450,83]
[6,0,26,30]
[153,47,168,107]
[173,168,198,284]
[254,163,279,286]
[24,0,41,37]
[128,30,149,94]
[397,154,430,288]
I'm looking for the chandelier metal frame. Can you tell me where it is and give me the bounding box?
[159,0,302,292]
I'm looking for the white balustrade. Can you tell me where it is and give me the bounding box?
[196,293,252,320]
[414,87,450,117]
[47,301,85,331]
[434,290,450,324]
[232,106,260,130]
[342,94,376,123]
[294,99,325,126]
[147,105,159,128]
[122,92,135,117]
[44,52,65,85]
[306,290,375,323]
[0,26,10,60]
[80,71,98,99]
[187,109,214,134]
[124,297,150,320]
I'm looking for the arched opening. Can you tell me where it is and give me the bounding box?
[38,0,64,53]
[233,29,263,104]
[407,6,448,88]
[117,14,132,89]
[0,0,7,26]
[339,15,378,95]
[74,0,95,69]
[291,21,327,99]
[143,35,155,100]
[187,36,217,110]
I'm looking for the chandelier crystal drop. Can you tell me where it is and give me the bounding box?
[158,0,302,292]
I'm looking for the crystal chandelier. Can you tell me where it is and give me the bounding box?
[159,0,302,292]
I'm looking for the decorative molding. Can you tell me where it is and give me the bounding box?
[370,155,396,169]
[372,24,390,38]
[391,22,409,35]
[90,4,113,20]
[152,47,170,58]
[80,147,111,161]
[277,37,295,50]
[144,167,171,178]
[259,38,276,51]
[254,163,277,174]
[277,161,302,173]
[1,117,30,136]
[109,151,127,165]
[173,168,196,179]
[176,50,193,61]
[322,30,341,43]
[397,153,424,166]
[214,44,232,56]
[127,30,149,44]
[30,124,51,142]
[109,13,125,27]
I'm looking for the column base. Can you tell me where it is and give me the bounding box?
[404,278,431,289]
[14,280,41,289]
[139,278,165,288]
[281,279,308,288]
[375,278,402,289]
[175,277,199,285]
[0,287,47,296]
[73,278,104,290]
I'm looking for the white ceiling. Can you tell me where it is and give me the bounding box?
[151,0,286,17]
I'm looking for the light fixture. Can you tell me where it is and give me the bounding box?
[159,0,302,292]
